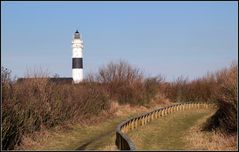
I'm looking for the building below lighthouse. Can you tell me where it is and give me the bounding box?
[72,30,84,83]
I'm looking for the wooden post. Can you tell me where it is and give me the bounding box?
[143,116,146,125]
[131,120,134,130]
[125,124,128,133]
[118,133,122,149]
[122,126,125,133]
[134,119,137,129]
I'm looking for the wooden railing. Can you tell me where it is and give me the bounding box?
[115,102,216,150]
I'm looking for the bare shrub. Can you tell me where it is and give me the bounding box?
[96,60,147,105]
[75,84,110,116]
[2,66,113,150]
[144,75,165,102]
[1,61,166,150]
[84,61,164,106]
[164,62,237,134]
[215,63,237,108]
[97,60,143,84]
[203,63,238,133]
[164,72,220,103]
[1,66,12,84]
[165,75,190,102]
[1,66,13,103]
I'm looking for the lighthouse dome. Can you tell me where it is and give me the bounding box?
[74,30,80,39]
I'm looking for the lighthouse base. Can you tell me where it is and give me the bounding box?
[72,69,83,84]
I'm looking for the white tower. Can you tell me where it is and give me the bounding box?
[72,30,84,83]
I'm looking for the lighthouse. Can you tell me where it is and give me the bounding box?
[72,30,84,83]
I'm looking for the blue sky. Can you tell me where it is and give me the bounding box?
[1,1,238,81]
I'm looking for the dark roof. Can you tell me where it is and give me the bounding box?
[17,77,73,84]
[49,78,73,83]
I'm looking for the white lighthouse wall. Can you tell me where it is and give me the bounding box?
[72,48,83,58]
[72,69,83,83]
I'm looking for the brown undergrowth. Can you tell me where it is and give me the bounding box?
[16,101,163,150]
[2,61,164,150]
[184,112,237,151]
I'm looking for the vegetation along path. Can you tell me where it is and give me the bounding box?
[21,107,150,150]
[22,106,215,150]
[127,108,216,150]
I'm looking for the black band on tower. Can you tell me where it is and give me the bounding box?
[72,58,83,68]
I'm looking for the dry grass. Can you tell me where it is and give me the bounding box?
[113,102,147,117]
[98,145,118,150]
[17,101,162,150]
[184,112,238,151]
[127,109,215,150]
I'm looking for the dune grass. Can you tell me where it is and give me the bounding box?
[20,115,126,150]
[19,105,226,151]
[184,114,237,151]
[18,102,154,150]
[127,108,216,150]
